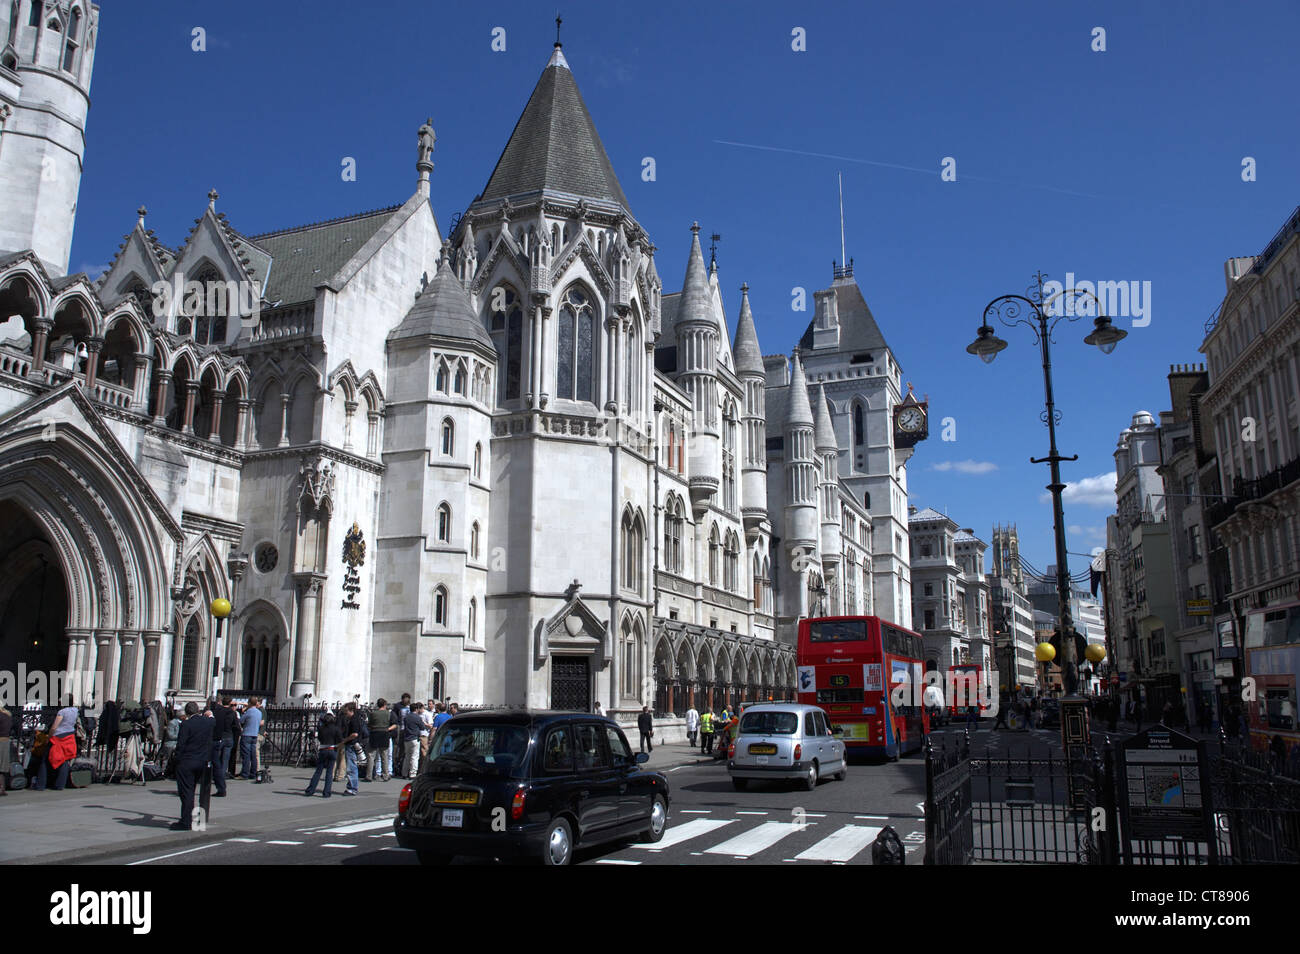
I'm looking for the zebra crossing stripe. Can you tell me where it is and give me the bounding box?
[705,821,806,858]
[315,818,394,835]
[632,817,735,850]
[794,825,882,863]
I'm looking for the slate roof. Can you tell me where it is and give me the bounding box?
[908,507,953,524]
[478,47,630,210]
[675,226,713,331]
[391,245,492,348]
[249,206,400,306]
[732,284,764,375]
[798,276,889,355]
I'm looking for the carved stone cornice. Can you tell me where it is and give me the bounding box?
[298,454,335,514]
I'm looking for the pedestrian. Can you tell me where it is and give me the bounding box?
[333,702,354,784]
[700,709,714,753]
[432,701,453,732]
[208,696,238,796]
[993,695,1008,730]
[392,694,412,775]
[366,698,393,781]
[965,699,979,731]
[33,696,80,791]
[420,703,436,760]
[0,703,11,796]
[1269,734,1287,774]
[1161,700,1173,726]
[238,697,262,779]
[339,701,363,795]
[637,705,654,754]
[304,712,342,797]
[403,702,426,778]
[593,701,604,717]
[171,702,212,829]
[685,704,699,748]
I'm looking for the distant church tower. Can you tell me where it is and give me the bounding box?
[0,1,98,277]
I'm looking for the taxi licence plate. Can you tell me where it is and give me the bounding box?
[440,808,463,828]
[434,791,479,805]
[748,743,777,755]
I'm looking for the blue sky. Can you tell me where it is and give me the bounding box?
[70,0,1300,577]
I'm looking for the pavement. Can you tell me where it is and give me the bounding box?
[0,741,714,865]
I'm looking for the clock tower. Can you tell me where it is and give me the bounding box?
[791,262,927,628]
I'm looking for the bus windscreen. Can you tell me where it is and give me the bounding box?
[808,620,869,642]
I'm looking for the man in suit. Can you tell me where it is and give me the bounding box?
[209,696,239,796]
[172,702,213,831]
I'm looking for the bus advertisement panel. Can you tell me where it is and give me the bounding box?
[796,615,929,759]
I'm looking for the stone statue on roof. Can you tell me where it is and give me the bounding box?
[417,118,436,167]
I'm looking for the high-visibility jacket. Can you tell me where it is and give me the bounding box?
[701,713,713,733]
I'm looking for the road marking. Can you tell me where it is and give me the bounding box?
[679,809,712,814]
[633,818,735,850]
[129,843,222,865]
[804,813,827,818]
[267,840,303,845]
[705,822,804,858]
[596,859,641,865]
[314,818,394,835]
[321,843,357,848]
[736,811,768,816]
[226,837,259,843]
[794,825,882,863]
[856,815,888,820]
[369,832,396,838]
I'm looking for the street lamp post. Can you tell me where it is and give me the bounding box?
[967,272,1126,761]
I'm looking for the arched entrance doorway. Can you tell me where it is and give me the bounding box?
[0,499,70,685]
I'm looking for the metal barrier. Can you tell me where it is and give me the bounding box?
[924,729,1299,865]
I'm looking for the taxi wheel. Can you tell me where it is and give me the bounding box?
[801,760,819,792]
[731,777,749,791]
[639,794,668,843]
[541,816,573,866]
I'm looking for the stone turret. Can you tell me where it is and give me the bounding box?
[784,350,818,554]
[814,382,841,567]
[735,283,768,538]
[676,223,720,513]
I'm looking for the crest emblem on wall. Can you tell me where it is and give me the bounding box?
[342,521,366,568]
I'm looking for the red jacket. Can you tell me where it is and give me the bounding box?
[48,734,78,769]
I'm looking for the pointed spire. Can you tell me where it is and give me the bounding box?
[677,223,713,328]
[786,349,813,428]
[813,382,836,451]
[207,189,219,211]
[136,206,148,230]
[733,282,764,376]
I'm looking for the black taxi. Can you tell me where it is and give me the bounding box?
[394,709,670,865]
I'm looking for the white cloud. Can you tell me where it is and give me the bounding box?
[1067,525,1108,544]
[929,460,998,475]
[1040,472,1116,507]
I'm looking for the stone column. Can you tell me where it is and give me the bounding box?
[289,573,325,697]
[151,370,172,425]
[63,629,92,707]
[181,381,199,434]
[94,631,119,703]
[367,411,380,457]
[83,336,103,392]
[538,305,551,407]
[602,319,615,409]
[169,619,186,691]
[140,631,163,701]
[206,392,224,442]
[116,631,140,700]
[28,318,52,377]
[528,303,541,407]
[235,399,252,450]
[278,392,291,446]
[342,400,357,451]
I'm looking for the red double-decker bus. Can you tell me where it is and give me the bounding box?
[948,664,989,719]
[1243,602,1300,755]
[796,615,929,759]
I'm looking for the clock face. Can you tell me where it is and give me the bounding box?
[898,407,924,432]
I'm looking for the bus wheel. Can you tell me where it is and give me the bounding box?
[801,761,819,791]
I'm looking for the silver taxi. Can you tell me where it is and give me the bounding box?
[726,703,847,791]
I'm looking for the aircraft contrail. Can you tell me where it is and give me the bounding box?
[712,139,1106,200]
